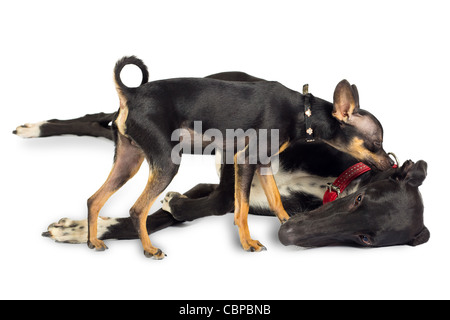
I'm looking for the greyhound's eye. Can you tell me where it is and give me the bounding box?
[359,235,372,245]
[354,194,363,206]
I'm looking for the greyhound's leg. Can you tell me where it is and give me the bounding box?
[13,112,116,140]
[43,183,221,243]
[163,164,235,221]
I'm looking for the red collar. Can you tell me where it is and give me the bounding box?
[323,162,399,204]
[323,162,371,204]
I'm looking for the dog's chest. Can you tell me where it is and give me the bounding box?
[249,167,337,209]
[214,152,360,210]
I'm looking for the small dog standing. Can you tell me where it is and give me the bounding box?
[86,56,392,258]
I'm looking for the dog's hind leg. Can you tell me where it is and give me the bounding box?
[44,182,221,243]
[129,161,179,259]
[87,134,144,251]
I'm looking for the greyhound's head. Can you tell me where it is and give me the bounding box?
[278,160,429,248]
[324,80,394,171]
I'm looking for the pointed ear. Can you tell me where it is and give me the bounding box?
[407,227,430,246]
[405,160,428,187]
[333,80,360,122]
[351,84,359,109]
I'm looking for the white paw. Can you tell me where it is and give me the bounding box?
[161,191,187,213]
[42,217,118,244]
[43,217,88,244]
[13,121,46,138]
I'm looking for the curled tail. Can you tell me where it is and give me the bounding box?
[114,55,149,94]
[113,56,149,135]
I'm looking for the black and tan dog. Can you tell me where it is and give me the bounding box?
[16,57,395,258]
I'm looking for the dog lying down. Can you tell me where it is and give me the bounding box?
[41,159,429,250]
[42,151,429,249]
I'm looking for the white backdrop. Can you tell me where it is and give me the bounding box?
[2,0,449,300]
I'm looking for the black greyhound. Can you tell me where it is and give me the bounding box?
[15,71,429,250]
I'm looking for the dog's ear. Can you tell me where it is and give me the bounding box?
[405,160,428,187]
[351,84,359,109]
[332,80,360,122]
[407,227,430,246]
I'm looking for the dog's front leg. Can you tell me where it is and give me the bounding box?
[234,151,266,252]
[14,112,116,140]
[257,164,290,224]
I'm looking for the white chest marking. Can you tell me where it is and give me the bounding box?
[249,168,337,209]
[215,151,360,210]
